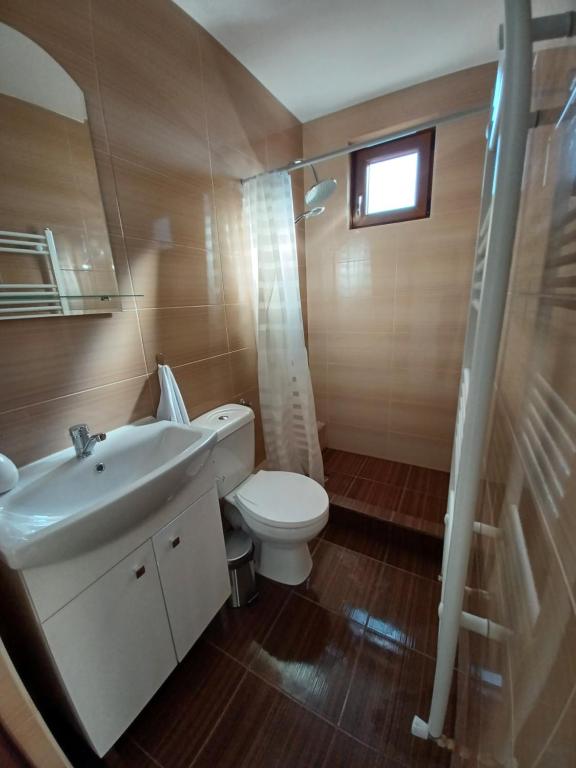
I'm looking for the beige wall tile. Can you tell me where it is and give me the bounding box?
[172,354,234,420]
[230,347,258,394]
[112,157,216,250]
[0,312,146,412]
[388,400,456,441]
[327,396,389,432]
[303,67,488,468]
[138,306,228,370]
[225,304,255,351]
[385,431,453,471]
[125,237,223,309]
[0,376,153,466]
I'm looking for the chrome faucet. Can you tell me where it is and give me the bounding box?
[69,424,107,459]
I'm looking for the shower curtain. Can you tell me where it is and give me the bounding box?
[244,171,324,485]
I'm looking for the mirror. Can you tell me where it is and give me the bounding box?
[0,23,125,319]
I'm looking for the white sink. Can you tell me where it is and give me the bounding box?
[0,421,217,570]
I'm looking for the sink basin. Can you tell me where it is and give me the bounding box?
[0,420,217,570]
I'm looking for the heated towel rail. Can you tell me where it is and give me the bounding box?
[0,228,69,319]
[412,0,576,745]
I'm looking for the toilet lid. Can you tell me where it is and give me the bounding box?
[234,471,329,529]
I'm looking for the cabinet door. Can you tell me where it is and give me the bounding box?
[153,488,230,661]
[42,541,176,757]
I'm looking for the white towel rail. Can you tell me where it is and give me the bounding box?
[412,0,533,742]
[0,228,69,317]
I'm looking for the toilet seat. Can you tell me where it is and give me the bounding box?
[230,470,329,530]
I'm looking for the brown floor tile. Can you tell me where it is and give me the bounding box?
[296,540,382,626]
[406,466,449,500]
[250,593,363,723]
[367,565,441,657]
[325,471,356,498]
[359,457,411,486]
[192,673,335,768]
[205,575,290,664]
[323,448,367,476]
[343,478,404,521]
[322,731,404,768]
[323,506,390,562]
[127,641,244,768]
[398,490,446,529]
[340,632,452,766]
[385,526,443,581]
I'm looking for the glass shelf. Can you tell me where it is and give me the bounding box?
[0,293,143,301]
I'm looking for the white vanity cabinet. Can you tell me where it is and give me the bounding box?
[11,477,230,758]
[42,541,176,757]
[152,488,230,661]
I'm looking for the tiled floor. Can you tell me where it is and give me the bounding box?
[63,507,450,768]
[323,448,450,539]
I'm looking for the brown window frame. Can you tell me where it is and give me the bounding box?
[350,127,435,228]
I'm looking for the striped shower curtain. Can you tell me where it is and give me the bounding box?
[244,171,324,485]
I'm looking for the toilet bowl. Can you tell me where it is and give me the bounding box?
[191,405,329,585]
[226,470,329,584]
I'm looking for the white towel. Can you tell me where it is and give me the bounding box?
[156,364,190,425]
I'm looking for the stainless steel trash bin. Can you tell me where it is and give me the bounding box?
[225,530,258,608]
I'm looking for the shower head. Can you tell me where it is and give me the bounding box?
[294,206,325,224]
[304,165,337,206]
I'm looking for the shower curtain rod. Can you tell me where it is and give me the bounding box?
[242,103,489,183]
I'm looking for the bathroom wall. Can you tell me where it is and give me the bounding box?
[453,42,576,766]
[303,63,495,470]
[0,0,304,468]
[0,91,118,301]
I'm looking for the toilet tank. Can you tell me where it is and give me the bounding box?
[191,404,255,498]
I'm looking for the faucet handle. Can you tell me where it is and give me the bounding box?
[69,424,89,438]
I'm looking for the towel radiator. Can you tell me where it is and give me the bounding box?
[412,0,576,745]
[0,228,69,319]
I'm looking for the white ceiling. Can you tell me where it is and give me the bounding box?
[174,0,573,122]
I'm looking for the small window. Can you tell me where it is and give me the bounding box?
[350,128,435,228]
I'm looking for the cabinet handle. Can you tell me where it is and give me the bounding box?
[171,536,181,549]
[135,565,146,579]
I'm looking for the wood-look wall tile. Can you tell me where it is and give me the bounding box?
[327,332,394,368]
[230,348,258,394]
[388,401,456,442]
[199,30,296,163]
[0,376,153,466]
[125,238,223,309]
[325,424,388,460]
[92,0,202,116]
[0,0,93,64]
[99,84,211,181]
[139,306,228,371]
[171,354,234,420]
[225,304,255,351]
[328,364,390,401]
[0,312,146,413]
[111,157,216,250]
[385,431,453,472]
[327,396,389,432]
[93,152,123,237]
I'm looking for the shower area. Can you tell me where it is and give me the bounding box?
[244,0,576,762]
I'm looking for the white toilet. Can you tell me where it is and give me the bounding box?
[192,404,329,585]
